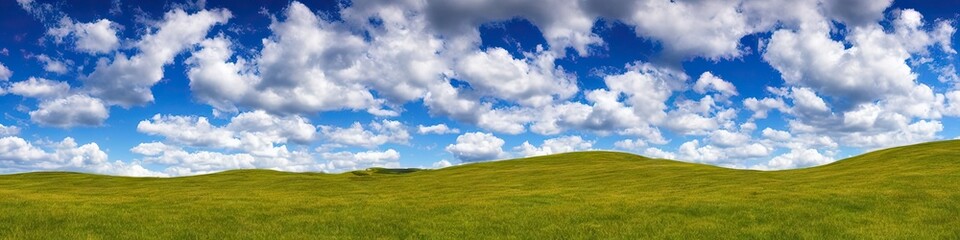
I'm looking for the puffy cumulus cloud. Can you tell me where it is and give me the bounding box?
[750,6,956,154]
[839,120,942,150]
[708,129,750,148]
[3,78,108,128]
[522,63,686,142]
[0,62,11,81]
[131,141,319,176]
[29,94,109,128]
[137,111,317,153]
[456,47,578,107]
[753,147,834,170]
[47,17,120,54]
[610,0,754,60]
[5,77,70,99]
[0,124,20,137]
[432,159,453,168]
[763,8,954,106]
[321,149,401,171]
[131,140,402,175]
[321,120,410,149]
[424,84,537,135]
[789,87,830,117]
[422,0,601,56]
[604,62,686,124]
[783,89,945,150]
[530,90,641,135]
[823,0,892,27]
[0,136,162,176]
[137,114,241,149]
[515,135,593,157]
[693,72,738,99]
[744,97,788,119]
[445,132,505,162]
[761,128,792,142]
[34,54,69,74]
[186,3,380,115]
[676,139,773,164]
[663,96,737,135]
[417,124,459,135]
[226,111,317,145]
[613,139,646,151]
[947,91,960,116]
[642,147,676,159]
[339,1,450,104]
[85,8,231,107]
[512,63,685,138]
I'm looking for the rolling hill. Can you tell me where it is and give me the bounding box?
[1,140,959,239]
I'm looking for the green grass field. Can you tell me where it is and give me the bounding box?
[2,140,960,239]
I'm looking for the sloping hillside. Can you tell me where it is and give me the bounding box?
[1,141,959,239]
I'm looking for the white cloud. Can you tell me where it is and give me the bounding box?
[946,91,960,116]
[0,124,19,137]
[515,135,593,157]
[609,0,755,60]
[693,72,737,98]
[0,136,162,176]
[743,97,787,119]
[456,47,578,107]
[6,77,70,99]
[340,3,450,104]
[604,62,685,124]
[531,90,641,135]
[5,78,108,128]
[761,128,792,141]
[677,140,723,163]
[417,124,459,135]
[643,147,676,159]
[321,149,401,171]
[29,94,109,128]
[422,0,601,56]
[663,96,737,135]
[186,3,379,115]
[676,139,772,164]
[614,138,646,151]
[131,141,320,176]
[137,110,317,153]
[823,0,892,27]
[839,120,942,149]
[48,18,120,54]
[445,132,505,162]
[789,87,831,118]
[34,54,68,74]
[0,62,11,81]
[85,8,231,107]
[137,114,241,149]
[763,9,953,106]
[432,159,453,168]
[708,129,750,148]
[321,120,410,148]
[754,147,834,170]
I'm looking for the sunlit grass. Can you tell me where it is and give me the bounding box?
[2,140,960,239]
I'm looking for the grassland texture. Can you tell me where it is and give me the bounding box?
[2,141,960,239]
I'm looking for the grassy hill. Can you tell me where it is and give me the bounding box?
[1,140,959,239]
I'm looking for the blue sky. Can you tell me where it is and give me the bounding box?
[1,0,959,176]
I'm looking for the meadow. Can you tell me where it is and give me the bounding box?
[1,140,959,239]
